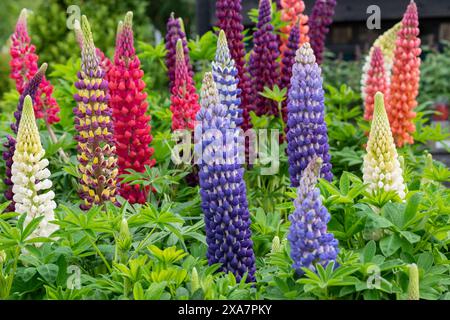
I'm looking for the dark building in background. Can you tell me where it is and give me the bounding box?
[196,0,450,59]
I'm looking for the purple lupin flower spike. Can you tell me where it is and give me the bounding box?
[73,16,118,210]
[249,0,280,117]
[308,0,337,65]
[2,63,46,213]
[286,43,333,187]
[216,0,253,130]
[195,72,256,283]
[288,155,339,275]
[280,24,300,131]
[165,13,193,92]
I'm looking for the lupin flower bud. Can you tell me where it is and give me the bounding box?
[190,267,200,292]
[216,0,253,130]
[249,0,280,116]
[363,92,406,199]
[9,9,60,124]
[212,30,242,128]
[3,64,47,213]
[108,12,155,204]
[361,23,401,102]
[117,218,132,253]
[407,263,420,300]
[280,24,300,130]
[270,236,282,254]
[286,43,333,187]
[288,156,339,274]
[307,0,337,65]
[73,16,118,210]
[11,95,57,239]
[170,39,200,131]
[165,13,193,92]
[363,47,389,121]
[195,72,256,283]
[279,0,309,57]
[387,1,421,147]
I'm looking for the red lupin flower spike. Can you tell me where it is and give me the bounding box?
[108,12,156,204]
[170,39,200,131]
[387,1,421,147]
[9,9,60,124]
[363,47,389,121]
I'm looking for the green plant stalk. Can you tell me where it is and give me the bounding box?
[85,233,112,273]
[129,226,157,260]
[46,122,70,162]
[0,247,20,299]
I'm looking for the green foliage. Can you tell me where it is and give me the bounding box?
[28,0,154,65]
[419,42,450,104]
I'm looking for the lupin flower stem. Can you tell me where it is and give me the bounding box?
[3,64,47,213]
[11,95,57,239]
[363,92,406,199]
[73,16,118,210]
[387,1,421,147]
[308,0,337,65]
[216,0,253,130]
[249,0,280,117]
[196,72,256,283]
[286,43,333,187]
[108,12,155,204]
[288,156,339,274]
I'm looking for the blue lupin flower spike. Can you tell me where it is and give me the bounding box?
[288,155,339,275]
[212,30,242,128]
[286,43,333,187]
[195,72,256,283]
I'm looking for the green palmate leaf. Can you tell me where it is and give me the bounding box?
[403,192,423,227]
[259,85,287,103]
[37,264,59,284]
[381,203,404,229]
[361,241,376,264]
[379,234,402,257]
[356,205,393,229]
[400,231,420,244]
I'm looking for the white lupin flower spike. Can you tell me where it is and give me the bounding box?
[11,95,58,240]
[363,92,406,200]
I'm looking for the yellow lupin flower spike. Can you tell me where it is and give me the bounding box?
[363,92,406,199]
